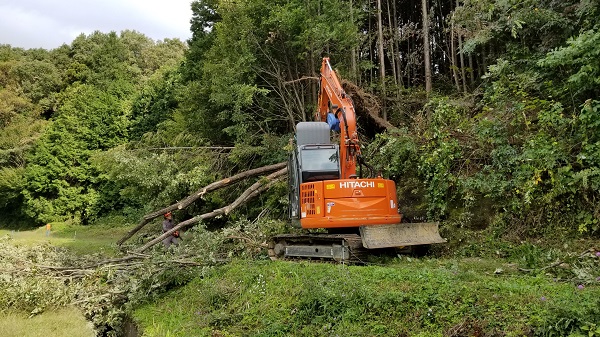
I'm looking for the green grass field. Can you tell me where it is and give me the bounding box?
[0,307,95,337]
[0,222,130,255]
[2,221,598,337]
[0,222,132,336]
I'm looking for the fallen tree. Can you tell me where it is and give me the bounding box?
[342,79,396,131]
[117,162,287,245]
[280,74,394,131]
[134,167,287,253]
[7,165,288,334]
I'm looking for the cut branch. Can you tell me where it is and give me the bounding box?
[178,162,286,210]
[134,168,287,253]
[116,162,286,246]
[283,76,319,85]
[519,249,595,273]
[130,146,236,151]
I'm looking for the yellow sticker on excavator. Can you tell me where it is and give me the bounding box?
[326,184,335,190]
[378,183,385,188]
[316,206,320,214]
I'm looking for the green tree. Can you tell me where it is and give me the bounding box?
[22,84,129,222]
[129,66,183,139]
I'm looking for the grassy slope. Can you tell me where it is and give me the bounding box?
[134,258,600,337]
[2,223,598,336]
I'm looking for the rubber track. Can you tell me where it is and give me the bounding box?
[268,233,368,264]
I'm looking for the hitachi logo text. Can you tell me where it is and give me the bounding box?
[339,181,375,189]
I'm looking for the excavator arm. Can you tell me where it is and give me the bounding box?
[316,57,360,180]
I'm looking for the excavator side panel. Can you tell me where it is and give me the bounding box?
[298,178,445,248]
[299,178,402,229]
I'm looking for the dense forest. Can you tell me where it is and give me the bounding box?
[1,0,599,240]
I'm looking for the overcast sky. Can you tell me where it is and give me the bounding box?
[0,0,193,50]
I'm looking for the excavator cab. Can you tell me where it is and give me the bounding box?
[298,145,339,182]
[288,122,337,227]
[293,122,340,182]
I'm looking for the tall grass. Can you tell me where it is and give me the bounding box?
[134,258,600,336]
[0,221,130,255]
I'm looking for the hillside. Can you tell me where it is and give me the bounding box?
[134,259,600,337]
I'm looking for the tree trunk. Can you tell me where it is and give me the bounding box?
[386,0,397,88]
[468,51,474,87]
[407,33,411,87]
[421,0,432,93]
[457,0,466,94]
[392,0,404,88]
[450,8,460,91]
[308,0,316,118]
[377,0,387,120]
[350,0,357,82]
[481,46,487,79]
[369,7,373,84]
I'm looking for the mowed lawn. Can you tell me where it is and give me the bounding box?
[0,222,132,255]
[0,307,95,337]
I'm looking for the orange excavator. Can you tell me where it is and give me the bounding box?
[269,57,445,262]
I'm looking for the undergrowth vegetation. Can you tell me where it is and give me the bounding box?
[1,218,599,336]
[0,218,287,336]
[368,90,600,239]
[134,258,600,337]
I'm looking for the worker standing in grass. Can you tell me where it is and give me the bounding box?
[45,223,51,237]
[162,212,180,248]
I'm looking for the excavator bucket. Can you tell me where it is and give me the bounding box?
[359,222,446,249]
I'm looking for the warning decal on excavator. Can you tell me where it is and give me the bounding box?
[377,183,385,188]
[326,202,335,213]
[326,184,335,190]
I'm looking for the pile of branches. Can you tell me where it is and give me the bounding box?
[116,161,287,252]
[0,163,288,335]
[0,236,212,336]
[0,217,276,336]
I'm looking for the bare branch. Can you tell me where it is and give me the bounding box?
[283,76,319,85]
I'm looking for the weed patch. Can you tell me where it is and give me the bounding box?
[134,259,600,336]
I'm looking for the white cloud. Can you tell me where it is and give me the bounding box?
[0,0,192,49]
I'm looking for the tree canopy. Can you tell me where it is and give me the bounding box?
[0,0,598,237]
